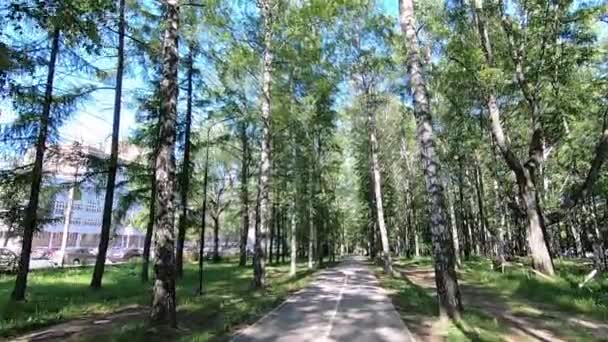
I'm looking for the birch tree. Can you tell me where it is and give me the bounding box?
[399,0,463,319]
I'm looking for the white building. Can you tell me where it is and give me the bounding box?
[1,143,146,251]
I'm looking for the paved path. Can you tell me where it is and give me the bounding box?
[232,257,414,342]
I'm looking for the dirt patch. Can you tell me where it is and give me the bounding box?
[399,266,608,341]
[11,305,146,342]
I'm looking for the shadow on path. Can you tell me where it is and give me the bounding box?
[232,257,414,342]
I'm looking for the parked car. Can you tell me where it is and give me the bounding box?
[50,248,97,266]
[31,247,55,260]
[0,247,18,273]
[108,248,142,263]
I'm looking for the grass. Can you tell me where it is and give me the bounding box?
[377,256,608,341]
[0,259,318,340]
[376,262,505,341]
[459,257,608,321]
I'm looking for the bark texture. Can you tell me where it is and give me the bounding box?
[253,0,274,289]
[367,100,393,274]
[399,0,463,319]
[290,200,297,277]
[150,0,179,327]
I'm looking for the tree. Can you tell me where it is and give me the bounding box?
[399,0,463,320]
[176,44,195,278]
[91,0,127,289]
[209,161,233,262]
[4,0,111,301]
[253,0,274,289]
[238,120,250,266]
[469,0,554,275]
[150,0,179,327]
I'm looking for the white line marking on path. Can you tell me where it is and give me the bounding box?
[322,273,349,342]
[230,280,310,342]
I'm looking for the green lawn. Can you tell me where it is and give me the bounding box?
[378,257,608,341]
[459,257,608,322]
[0,260,317,340]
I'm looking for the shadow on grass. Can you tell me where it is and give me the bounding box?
[387,258,608,341]
[0,261,295,338]
[459,259,608,322]
[378,266,505,341]
[1,261,318,342]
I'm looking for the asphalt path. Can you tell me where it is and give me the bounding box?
[232,257,414,342]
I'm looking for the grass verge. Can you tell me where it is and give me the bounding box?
[1,259,318,341]
[377,256,608,341]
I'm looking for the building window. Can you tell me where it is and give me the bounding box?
[73,202,83,211]
[54,201,66,214]
[86,201,99,212]
[70,217,82,225]
[83,218,100,226]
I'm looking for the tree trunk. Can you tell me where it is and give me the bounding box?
[3,228,11,247]
[317,214,324,268]
[412,202,419,258]
[150,0,179,327]
[590,197,606,270]
[494,179,506,266]
[465,167,481,256]
[281,206,287,263]
[176,46,194,278]
[457,157,471,259]
[399,133,413,257]
[473,160,489,256]
[92,0,126,288]
[472,0,554,275]
[198,144,210,295]
[142,170,157,283]
[12,28,60,301]
[447,183,462,268]
[584,202,606,271]
[59,180,76,267]
[315,135,324,269]
[504,200,513,255]
[366,97,393,274]
[253,0,273,289]
[212,215,220,262]
[239,122,250,267]
[290,200,297,277]
[276,206,282,263]
[569,213,583,257]
[269,202,275,264]
[252,173,262,266]
[490,136,507,260]
[399,0,462,319]
[308,164,315,269]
